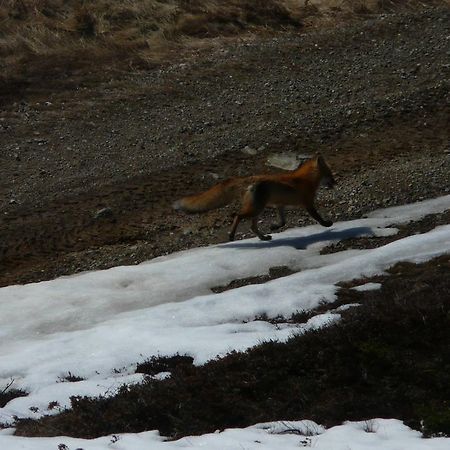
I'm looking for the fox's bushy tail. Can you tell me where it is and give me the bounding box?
[173,179,240,214]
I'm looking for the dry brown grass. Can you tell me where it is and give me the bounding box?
[0,0,444,91]
[0,0,298,83]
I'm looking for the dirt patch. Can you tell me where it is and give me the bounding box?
[15,255,450,439]
[211,266,295,293]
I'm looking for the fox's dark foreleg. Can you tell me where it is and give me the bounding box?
[270,206,286,231]
[306,205,333,227]
[251,217,272,241]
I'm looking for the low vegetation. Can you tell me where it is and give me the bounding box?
[15,255,450,439]
[0,380,27,409]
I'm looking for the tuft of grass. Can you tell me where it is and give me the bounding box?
[136,354,194,376]
[57,372,85,383]
[0,380,28,408]
[14,255,450,439]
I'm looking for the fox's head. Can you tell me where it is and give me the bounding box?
[316,154,336,189]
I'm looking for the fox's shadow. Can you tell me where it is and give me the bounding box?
[220,226,374,250]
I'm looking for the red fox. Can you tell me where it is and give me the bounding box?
[173,154,336,241]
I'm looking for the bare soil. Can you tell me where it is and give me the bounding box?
[0,6,449,286]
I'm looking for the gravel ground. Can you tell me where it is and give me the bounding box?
[0,6,449,286]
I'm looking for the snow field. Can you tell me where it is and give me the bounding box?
[1,419,449,450]
[0,195,449,448]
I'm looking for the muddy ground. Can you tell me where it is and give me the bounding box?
[0,6,449,286]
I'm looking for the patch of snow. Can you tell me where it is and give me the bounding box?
[2,373,144,423]
[0,419,449,449]
[334,303,361,311]
[352,282,382,291]
[0,195,449,442]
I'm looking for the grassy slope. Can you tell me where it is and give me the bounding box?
[0,0,301,83]
[15,255,450,439]
[0,0,443,91]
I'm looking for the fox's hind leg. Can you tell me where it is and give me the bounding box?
[229,215,242,241]
[306,205,333,227]
[229,214,271,241]
[228,182,271,241]
[270,206,286,231]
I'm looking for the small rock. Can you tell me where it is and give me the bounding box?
[94,207,114,220]
[182,227,193,236]
[242,145,258,156]
[267,152,309,170]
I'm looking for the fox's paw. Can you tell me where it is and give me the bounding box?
[322,220,333,227]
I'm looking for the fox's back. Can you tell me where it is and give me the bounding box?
[245,174,316,207]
